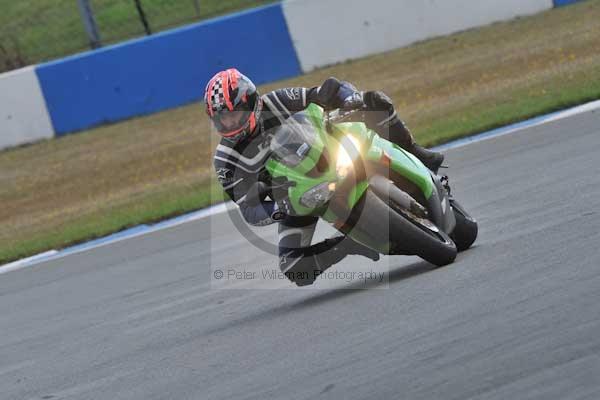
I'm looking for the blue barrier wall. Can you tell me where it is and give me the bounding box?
[553,0,581,5]
[35,4,301,135]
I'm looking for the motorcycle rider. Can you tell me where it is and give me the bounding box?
[206,68,444,286]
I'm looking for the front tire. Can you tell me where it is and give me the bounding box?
[364,189,457,266]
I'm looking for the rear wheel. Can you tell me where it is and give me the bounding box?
[449,199,478,252]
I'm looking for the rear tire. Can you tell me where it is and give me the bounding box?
[450,199,478,252]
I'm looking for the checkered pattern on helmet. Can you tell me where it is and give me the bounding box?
[209,79,226,111]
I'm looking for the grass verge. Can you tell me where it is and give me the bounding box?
[0,181,224,263]
[1,0,599,264]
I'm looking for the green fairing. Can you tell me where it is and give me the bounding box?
[265,104,434,219]
[370,135,434,199]
[347,181,369,209]
[267,153,337,215]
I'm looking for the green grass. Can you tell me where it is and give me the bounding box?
[0,0,275,71]
[0,180,224,263]
[418,66,600,146]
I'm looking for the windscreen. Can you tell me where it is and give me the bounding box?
[269,113,318,167]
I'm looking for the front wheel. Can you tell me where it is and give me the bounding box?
[363,188,457,267]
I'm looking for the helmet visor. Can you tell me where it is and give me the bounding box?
[211,109,252,136]
[211,93,256,136]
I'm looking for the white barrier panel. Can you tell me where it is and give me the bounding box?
[283,0,554,72]
[0,66,54,150]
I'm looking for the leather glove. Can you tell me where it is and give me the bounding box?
[340,90,365,111]
[337,81,364,111]
[318,77,364,111]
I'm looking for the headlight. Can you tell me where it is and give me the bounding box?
[300,182,336,208]
[336,134,361,178]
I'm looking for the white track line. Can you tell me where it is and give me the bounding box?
[0,250,59,274]
[0,202,231,275]
[2,99,600,274]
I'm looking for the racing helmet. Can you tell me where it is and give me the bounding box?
[204,68,262,144]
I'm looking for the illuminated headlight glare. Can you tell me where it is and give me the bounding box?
[336,134,361,178]
[300,182,335,208]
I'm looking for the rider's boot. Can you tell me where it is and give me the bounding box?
[363,91,445,174]
[280,236,380,286]
[407,143,444,174]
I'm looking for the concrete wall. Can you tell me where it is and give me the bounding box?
[0,66,54,149]
[283,0,554,72]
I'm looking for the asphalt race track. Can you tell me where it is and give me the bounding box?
[1,109,600,400]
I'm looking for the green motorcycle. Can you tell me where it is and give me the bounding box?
[247,104,478,266]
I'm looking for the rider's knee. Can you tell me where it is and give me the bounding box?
[364,90,394,112]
